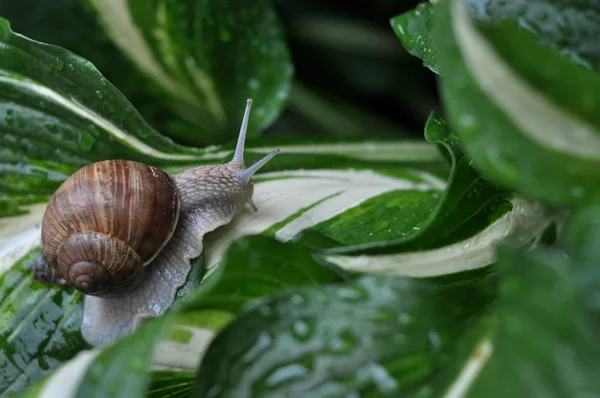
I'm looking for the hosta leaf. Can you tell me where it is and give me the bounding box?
[392,0,600,77]
[85,0,293,144]
[0,247,88,396]
[433,0,600,206]
[464,243,600,397]
[191,267,497,397]
[391,2,439,74]
[0,17,211,217]
[10,235,347,397]
[147,371,196,398]
[0,137,448,393]
[322,112,554,277]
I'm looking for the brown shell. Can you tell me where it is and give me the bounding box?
[41,160,180,297]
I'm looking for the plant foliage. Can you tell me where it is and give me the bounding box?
[0,0,597,397]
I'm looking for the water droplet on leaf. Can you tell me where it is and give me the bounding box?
[56,58,65,71]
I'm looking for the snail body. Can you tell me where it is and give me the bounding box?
[39,99,280,347]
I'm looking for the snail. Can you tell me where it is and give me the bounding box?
[36,99,280,347]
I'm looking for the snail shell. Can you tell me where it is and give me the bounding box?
[41,160,180,297]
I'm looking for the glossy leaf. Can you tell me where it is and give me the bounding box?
[322,112,553,277]
[432,0,600,206]
[147,372,196,398]
[465,244,600,397]
[85,0,293,144]
[0,247,88,396]
[0,17,209,217]
[391,2,439,74]
[192,267,497,397]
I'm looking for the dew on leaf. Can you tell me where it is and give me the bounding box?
[265,363,309,387]
[336,286,368,302]
[100,78,108,86]
[290,294,305,305]
[428,329,441,352]
[291,319,313,341]
[398,313,413,325]
[242,331,272,363]
[356,362,399,393]
[248,78,260,90]
[55,58,65,71]
[77,132,95,152]
[68,64,75,71]
[206,385,222,398]
[95,90,104,99]
[327,330,356,354]
[219,27,231,42]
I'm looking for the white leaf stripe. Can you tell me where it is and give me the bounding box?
[248,141,443,162]
[0,203,46,247]
[0,76,201,161]
[444,339,494,398]
[38,349,103,398]
[202,169,445,274]
[324,197,551,277]
[452,0,600,160]
[150,326,216,372]
[0,221,41,276]
[87,0,200,107]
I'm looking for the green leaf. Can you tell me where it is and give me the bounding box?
[85,0,293,144]
[433,0,600,206]
[558,205,600,315]
[11,235,346,397]
[191,267,497,396]
[147,371,196,398]
[0,247,88,396]
[391,2,439,74]
[464,243,600,397]
[0,17,211,217]
[321,112,553,277]
[75,317,171,398]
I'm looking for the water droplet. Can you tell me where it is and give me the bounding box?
[55,58,65,71]
[265,363,309,387]
[398,313,412,325]
[242,331,272,363]
[88,125,101,137]
[327,330,355,354]
[315,292,329,306]
[100,78,108,86]
[356,363,398,393]
[290,294,305,305]
[458,113,479,132]
[206,385,222,398]
[77,132,95,152]
[95,90,104,99]
[5,114,14,126]
[291,319,312,340]
[258,305,272,316]
[39,101,46,110]
[428,329,441,352]
[247,78,260,90]
[68,63,75,71]
[336,286,367,302]
[43,122,58,134]
[219,27,231,42]
[571,186,585,198]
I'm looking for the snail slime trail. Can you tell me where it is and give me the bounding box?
[37,99,281,347]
